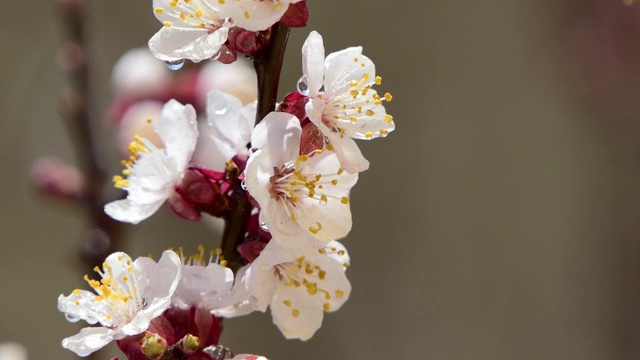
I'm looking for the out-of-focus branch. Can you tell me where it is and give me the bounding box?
[54,0,123,270]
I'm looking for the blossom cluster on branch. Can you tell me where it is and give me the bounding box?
[55,1,395,359]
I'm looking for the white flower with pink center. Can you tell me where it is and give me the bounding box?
[302,31,395,173]
[244,112,358,247]
[216,0,304,31]
[105,99,198,224]
[217,240,351,341]
[149,0,231,63]
[57,251,182,357]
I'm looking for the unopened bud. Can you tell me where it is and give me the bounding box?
[278,1,309,28]
[30,156,85,200]
[140,332,168,359]
[179,334,200,355]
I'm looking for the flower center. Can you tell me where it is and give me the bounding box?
[171,245,228,268]
[324,69,394,139]
[82,255,144,328]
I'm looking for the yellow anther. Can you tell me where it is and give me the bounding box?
[364,131,374,139]
[291,213,297,221]
[179,12,186,21]
[383,114,394,123]
[164,21,172,27]
[384,93,393,102]
[194,9,203,18]
[380,129,389,136]
[154,7,164,14]
[366,109,375,117]
[244,10,250,19]
[341,197,349,205]
[283,299,292,307]
[168,0,178,7]
[292,309,300,318]
[308,222,322,234]
[323,303,330,312]
[349,116,358,123]
[335,290,344,298]
[375,76,382,85]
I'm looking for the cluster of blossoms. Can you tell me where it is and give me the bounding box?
[57,1,394,359]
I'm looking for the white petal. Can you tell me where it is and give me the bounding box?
[250,112,301,167]
[157,99,199,170]
[175,263,234,309]
[302,31,325,97]
[61,327,117,357]
[216,0,292,31]
[270,285,324,341]
[206,90,255,152]
[324,47,374,99]
[57,291,102,325]
[141,250,182,304]
[214,265,259,317]
[149,24,230,63]
[292,151,357,241]
[104,198,166,225]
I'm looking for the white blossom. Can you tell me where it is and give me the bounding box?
[58,251,182,357]
[218,240,351,341]
[244,112,357,247]
[194,90,256,172]
[216,0,304,31]
[137,246,234,310]
[302,31,395,173]
[105,99,198,224]
[149,0,231,63]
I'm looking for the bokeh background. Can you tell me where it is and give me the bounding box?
[3,1,640,359]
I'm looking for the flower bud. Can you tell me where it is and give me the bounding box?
[279,1,309,28]
[30,156,85,201]
[179,334,200,355]
[140,332,168,359]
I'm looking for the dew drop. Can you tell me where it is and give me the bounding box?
[165,59,185,71]
[209,96,229,116]
[260,221,269,232]
[240,179,248,191]
[297,76,309,95]
[319,197,328,206]
[65,313,80,323]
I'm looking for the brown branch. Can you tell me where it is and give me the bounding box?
[220,24,291,274]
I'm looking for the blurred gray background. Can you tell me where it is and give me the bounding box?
[3,1,640,359]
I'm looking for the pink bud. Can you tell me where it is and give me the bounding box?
[30,156,85,200]
[277,91,308,121]
[279,1,309,28]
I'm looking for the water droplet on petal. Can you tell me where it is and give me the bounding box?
[210,96,229,116]
[65,313,80,323]
[297,75,309,95]
[165,59,185,71]
[240,179,248,191]
[260,221,269,232]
